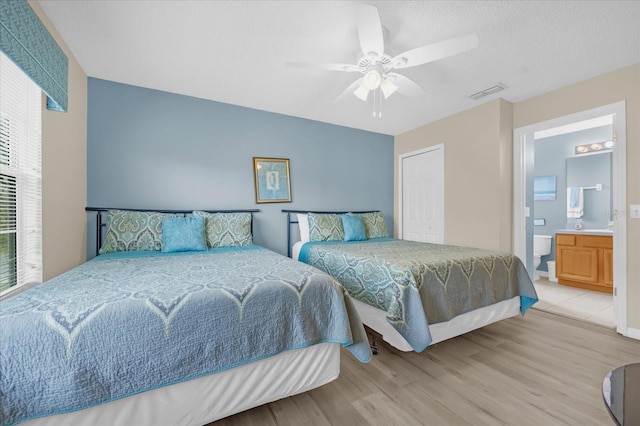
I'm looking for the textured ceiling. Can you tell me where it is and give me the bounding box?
[38,1,640,136]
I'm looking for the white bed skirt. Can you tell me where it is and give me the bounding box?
[293,241,520,352]
[21,342,340,426]
[352,296,521,352]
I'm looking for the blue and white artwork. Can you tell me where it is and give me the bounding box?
[534,176,556,201]
[254,157,291,203]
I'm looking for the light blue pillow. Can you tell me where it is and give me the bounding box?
[162,216,207,253]
[342,214,366,242]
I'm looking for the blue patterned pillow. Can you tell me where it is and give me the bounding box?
[99,210,178,254]
[162,217,207,252]
[308,213,344,242]
[192,211,252,247]
[360,211,389,239]
[342,214,366,242]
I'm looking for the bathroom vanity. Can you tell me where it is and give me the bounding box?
[555,231,613,294]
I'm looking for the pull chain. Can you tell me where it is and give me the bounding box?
[372,88,376,117]
[371,89,383,118]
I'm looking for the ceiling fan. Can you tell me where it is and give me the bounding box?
[287,4,479,106]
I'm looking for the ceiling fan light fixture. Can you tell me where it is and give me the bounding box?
[353,84,369,101]
[380,78,398,99]
[362,69,381,90]
[290,4,479,114]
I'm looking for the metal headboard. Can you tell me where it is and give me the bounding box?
[281,209,378,258]
[86,207,260,257]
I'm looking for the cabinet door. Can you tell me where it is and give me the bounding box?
[556,245,598,283]
[603,248,614,286]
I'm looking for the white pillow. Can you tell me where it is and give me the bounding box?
[297,213,310,243]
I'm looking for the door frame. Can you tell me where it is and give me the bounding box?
[398,144,444,241]
[513,101,628,336]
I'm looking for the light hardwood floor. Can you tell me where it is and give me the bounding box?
[211,309,639,425]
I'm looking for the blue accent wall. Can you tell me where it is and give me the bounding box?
[87,78,394,258]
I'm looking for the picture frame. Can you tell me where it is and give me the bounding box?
[253,157,291,203]
[534,175,556,201]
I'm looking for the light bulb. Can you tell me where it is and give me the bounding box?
[380,78,398,99]
[362,70,381,90]
[353,84,369,101]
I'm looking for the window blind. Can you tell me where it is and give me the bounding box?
[0,52,42,293]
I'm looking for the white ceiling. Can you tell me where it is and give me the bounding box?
[38,1,640,136]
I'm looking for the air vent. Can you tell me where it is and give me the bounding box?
[469,83,507,100]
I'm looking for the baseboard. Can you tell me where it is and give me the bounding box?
[623,326,640,340]
[534,270,558,282]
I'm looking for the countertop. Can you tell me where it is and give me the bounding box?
[555,229,613,236]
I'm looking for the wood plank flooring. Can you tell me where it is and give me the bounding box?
[211,309,639,425]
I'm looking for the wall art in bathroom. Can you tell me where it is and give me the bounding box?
[534,175,556,201]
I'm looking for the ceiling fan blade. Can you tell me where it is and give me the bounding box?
[334,78,364,103]
[388,73,425,97]
[355,4,384,57]
[286,61,360,72]
[390,34,479,69]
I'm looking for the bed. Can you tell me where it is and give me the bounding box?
[284,209,538,353]
[0,208,371,426]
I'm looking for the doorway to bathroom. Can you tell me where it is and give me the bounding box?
[532,119,614,327]
[513,101,627,334]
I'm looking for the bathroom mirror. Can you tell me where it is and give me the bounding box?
[566,152,612,227]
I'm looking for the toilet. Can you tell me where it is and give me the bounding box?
[533,234,552,279]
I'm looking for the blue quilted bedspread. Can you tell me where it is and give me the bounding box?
[0,246,371,426]
[299,238,538,352]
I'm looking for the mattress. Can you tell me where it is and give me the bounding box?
[1,246,370,425]
[293,240,535,352]
[351,296,520,352]
[20,342,340,426]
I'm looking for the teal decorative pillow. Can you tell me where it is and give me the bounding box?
[99,210,178,254]
[162,217,207,253]
[192,211,252,247]
[308,213,344,242]
[342,214,366,242]
[360,211,389,239]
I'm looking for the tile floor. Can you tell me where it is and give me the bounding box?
[532,276,615,328]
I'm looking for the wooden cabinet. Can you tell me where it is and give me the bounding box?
[603,248,613,286]
[555,233,613,293]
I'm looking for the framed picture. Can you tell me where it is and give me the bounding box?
[534,175,556,201]
[253,157,291,203]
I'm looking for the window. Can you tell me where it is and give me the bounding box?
[0,52,42,294]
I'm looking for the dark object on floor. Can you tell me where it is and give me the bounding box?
[603,362,640,425]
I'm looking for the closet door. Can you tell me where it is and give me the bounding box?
[400,145,444,243]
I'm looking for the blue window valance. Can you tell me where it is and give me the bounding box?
[0,0,68,112]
